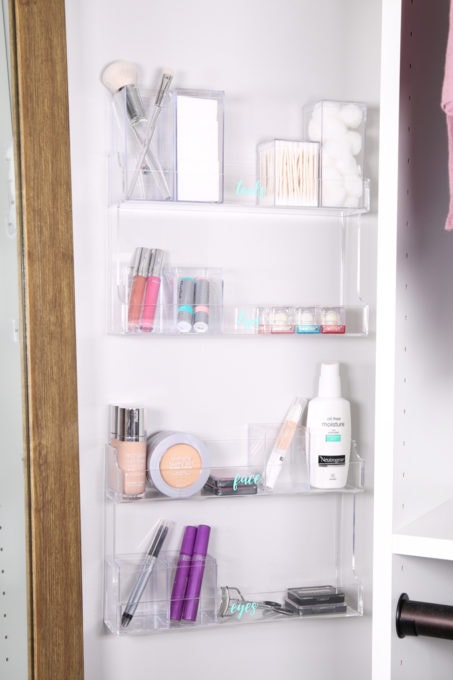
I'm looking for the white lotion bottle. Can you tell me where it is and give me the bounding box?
[306,362,351,489]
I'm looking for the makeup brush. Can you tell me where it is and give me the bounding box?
[128,69,174,198]
[101,60,171,199]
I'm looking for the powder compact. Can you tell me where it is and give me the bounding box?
[146,430,210,498]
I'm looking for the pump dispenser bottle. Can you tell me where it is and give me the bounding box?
[306,362,351,489]
[116,406,147,498]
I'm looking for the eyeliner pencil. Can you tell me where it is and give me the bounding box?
[121,522,169,628]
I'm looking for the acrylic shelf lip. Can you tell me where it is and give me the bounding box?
[114,198,370,219]
[103,554,363,636]
[106,482,365,504]
[108,304,370,337]
[392,498,453,561]
[104,601,363,636]
[106,432,364,504]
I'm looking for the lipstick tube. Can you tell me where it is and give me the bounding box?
[141,248,165,332]
[127,247,151,332]
[116,406,147,498]
[177,277,195,333]
[181,524,211,621]
[193,278,210,333]
[170,525,197,621]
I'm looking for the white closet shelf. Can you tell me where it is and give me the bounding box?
[392,499,453,561]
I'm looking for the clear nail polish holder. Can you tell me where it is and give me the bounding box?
[110,87,225,204]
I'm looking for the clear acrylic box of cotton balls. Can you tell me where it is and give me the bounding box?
[304,101,368,210]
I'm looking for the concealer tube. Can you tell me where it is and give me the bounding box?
[116,406,147,498]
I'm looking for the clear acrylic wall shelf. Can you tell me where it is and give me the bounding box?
[104,423,365,635]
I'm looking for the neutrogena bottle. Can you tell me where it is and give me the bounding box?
[306,362,351,489]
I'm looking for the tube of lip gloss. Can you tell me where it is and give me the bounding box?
[177,277,195,333]
[170,525,197,621]
[182,524,211,621]
[127,247,151,331]
[141,248,165,332]
[193,278,210,333]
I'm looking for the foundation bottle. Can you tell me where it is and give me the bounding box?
[116,406,147,498]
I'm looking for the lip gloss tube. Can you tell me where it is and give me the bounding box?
[170,525,197,621]
[116,406,147,498]
[182,524,211,622]
[177,277,195,333]
[128,247,151,332]
[141,248,165,332]
[193,278,210,333]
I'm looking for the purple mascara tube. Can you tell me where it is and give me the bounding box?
[170,525,197,621]
[181,524,211,622]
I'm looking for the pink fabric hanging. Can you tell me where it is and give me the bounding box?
[442,0,453,230]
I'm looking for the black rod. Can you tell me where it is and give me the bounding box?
[396,593,453,640]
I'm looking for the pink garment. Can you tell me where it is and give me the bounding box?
[442,0,453,230]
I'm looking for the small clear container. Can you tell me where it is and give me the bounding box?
[104,551,218,634]
[319,306,346,334]
[304,100,367,209]
[104,553,170,634]
[270,306,295,334]
[163,266,224,334]
[257,139,320,207]
[295,306,321,334]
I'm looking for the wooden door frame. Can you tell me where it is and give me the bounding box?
[9,0,84,677]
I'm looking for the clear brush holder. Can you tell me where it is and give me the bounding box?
[303,100,368,209]
[110,88,175,203]
[110,88,224,204]
[257,139,320,207]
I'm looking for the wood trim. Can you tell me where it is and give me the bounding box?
[9,1,84,677]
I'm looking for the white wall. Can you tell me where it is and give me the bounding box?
[65,2,381,678]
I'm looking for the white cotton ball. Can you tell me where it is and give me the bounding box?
[340,103,363,129]
[321,153,337,171]
[347,130,362,156]
[323,137,351,164]
[322,166,346,206]
[336,153,359,177]
[322,164,342,181]
[344,174,364,199]
[322,101,341,116]
[322,113,347,141]
[344,194,361,208]
[308,117,322,142]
